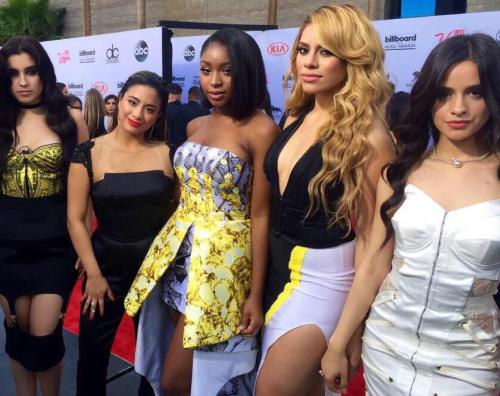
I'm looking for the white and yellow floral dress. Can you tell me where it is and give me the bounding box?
[125,141,257,396]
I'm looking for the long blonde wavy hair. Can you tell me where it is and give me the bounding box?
[286,4,391,231]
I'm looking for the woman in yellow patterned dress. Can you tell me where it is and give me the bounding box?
[0,36,88,396]
[125,29,279,395]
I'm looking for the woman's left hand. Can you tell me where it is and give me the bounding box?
[238,294,264,336]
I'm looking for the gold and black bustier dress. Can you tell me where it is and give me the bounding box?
[0,143,76,310]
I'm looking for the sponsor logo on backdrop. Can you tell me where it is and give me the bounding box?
[68,82,84,95]
[92,81,109,95]
[106,44,119,64]
[79,48,95,63]
[384,34,417,51]
[172,75,186,88]
[435,28,465,43]
[57,49,71,64]
[191,76,200,87]
[135,40,149,62]
[267,42,289,56]
[184,45,196,62]
[117,82,125,90]
[496,29,500,43]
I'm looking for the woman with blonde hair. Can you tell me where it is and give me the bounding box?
[255,4,394,395]
[83,88,107,138]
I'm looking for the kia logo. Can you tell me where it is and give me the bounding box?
[106,44,119,60]
[135,40,149,62]
[92,81,109,95]
[184,45,196,62]
[267,42,289,56]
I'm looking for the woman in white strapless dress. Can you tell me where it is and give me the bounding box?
[320,33,500,396]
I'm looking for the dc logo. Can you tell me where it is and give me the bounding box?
[135,40,149,62]
[496,30,500,43]
[106,44,119,60]
[184,45,196,62]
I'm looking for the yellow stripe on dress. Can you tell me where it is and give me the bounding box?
[265,246,308,324]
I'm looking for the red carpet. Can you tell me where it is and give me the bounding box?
[64,277,136,364]
[64,279,365,394]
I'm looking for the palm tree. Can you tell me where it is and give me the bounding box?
[137,0,145,29]
[0,0,65,44]
[82,0,91,35]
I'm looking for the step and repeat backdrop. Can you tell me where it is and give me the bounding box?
[42,27,163,100]
[42,11,499,121]
[171,10,500,123]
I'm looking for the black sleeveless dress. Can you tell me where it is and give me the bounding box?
[71,140,174,396]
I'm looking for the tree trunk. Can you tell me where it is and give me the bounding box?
[138,0,146,29]
[83,0,91,35]
[267,0,277,25]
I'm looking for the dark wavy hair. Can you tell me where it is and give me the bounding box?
[0,36,77,179]
[381,33,500,245]
[200,28,267,121]
[118,71,167,141]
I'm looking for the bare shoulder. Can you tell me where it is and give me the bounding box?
[186,115,210,138]
[68,107,84,123]
[366,119,395,156]
[245,112,280,144]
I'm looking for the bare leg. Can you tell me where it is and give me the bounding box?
[10,360,37,396]
[7,296,38,396]
[160,314,193,396]
[30,294,64,396]
[256,325,327,396]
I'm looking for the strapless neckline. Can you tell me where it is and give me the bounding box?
[405,183,500,214]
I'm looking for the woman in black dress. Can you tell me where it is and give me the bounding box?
[67,71,175,396]
[0,36,88,396]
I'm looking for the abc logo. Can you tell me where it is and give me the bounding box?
[135,40,149,62]
[184,45,196,62]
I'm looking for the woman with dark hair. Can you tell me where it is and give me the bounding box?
[255,5,394,395]
[386,91,410,132]
[125,28,278,395]
[104,94,118,131]
[322,33,500,395]
[83,88,107,138]
[68,94,83,110]
[67,71,174,395]
[0,36,88,396]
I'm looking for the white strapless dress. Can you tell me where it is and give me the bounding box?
[362,184,499,396]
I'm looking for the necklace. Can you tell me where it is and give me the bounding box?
[433,147,491,168]
[17,100,44,110]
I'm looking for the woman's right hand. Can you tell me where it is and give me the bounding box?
[82,273,115,320]
[320,343,349,394]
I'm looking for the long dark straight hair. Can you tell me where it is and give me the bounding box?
[0,36,77,179]
[381,33,500,245]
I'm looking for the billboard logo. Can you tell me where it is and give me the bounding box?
[135,40,149,62]
[384,34,417,51]
[267,42,289,56]
[68,83,84,89]
[79,48,95,63]
[106,44,119,64]
[57,49,71,64]
[184,45,196,62]
[92,81,109,95]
